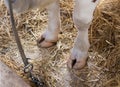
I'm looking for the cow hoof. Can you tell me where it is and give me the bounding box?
[67,56,88,70]
[37,36,57,48]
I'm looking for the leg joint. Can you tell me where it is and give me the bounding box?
[73,13,93,30]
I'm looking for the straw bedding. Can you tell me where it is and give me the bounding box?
[0,0,120,87]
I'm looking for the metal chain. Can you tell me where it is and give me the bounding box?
[7,0,45,86]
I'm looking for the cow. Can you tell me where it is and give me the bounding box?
[1,0,101,87]
[0,60,31,87]
[4,0,100,70]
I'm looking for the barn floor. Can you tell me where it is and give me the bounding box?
[0,0,120,87]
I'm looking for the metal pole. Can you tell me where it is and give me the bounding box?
[7,0,29,66]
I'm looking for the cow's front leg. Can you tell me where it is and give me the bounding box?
[68,0,100,69]
[37,0,60,48]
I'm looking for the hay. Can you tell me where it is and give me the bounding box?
[90,0,120,72]
[0,0,120,87]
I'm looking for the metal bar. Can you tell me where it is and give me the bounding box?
[7,0,29,66]
[7,1,45,86]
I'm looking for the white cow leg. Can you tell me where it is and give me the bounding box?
[37,0,60,48]
[68,0,100,69]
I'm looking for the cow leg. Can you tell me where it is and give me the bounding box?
[68,0,100,69]
[37,0,60,48]
[0,60,30,87]
[4,0,60,48]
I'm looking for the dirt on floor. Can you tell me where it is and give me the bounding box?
[0,0,120,87]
